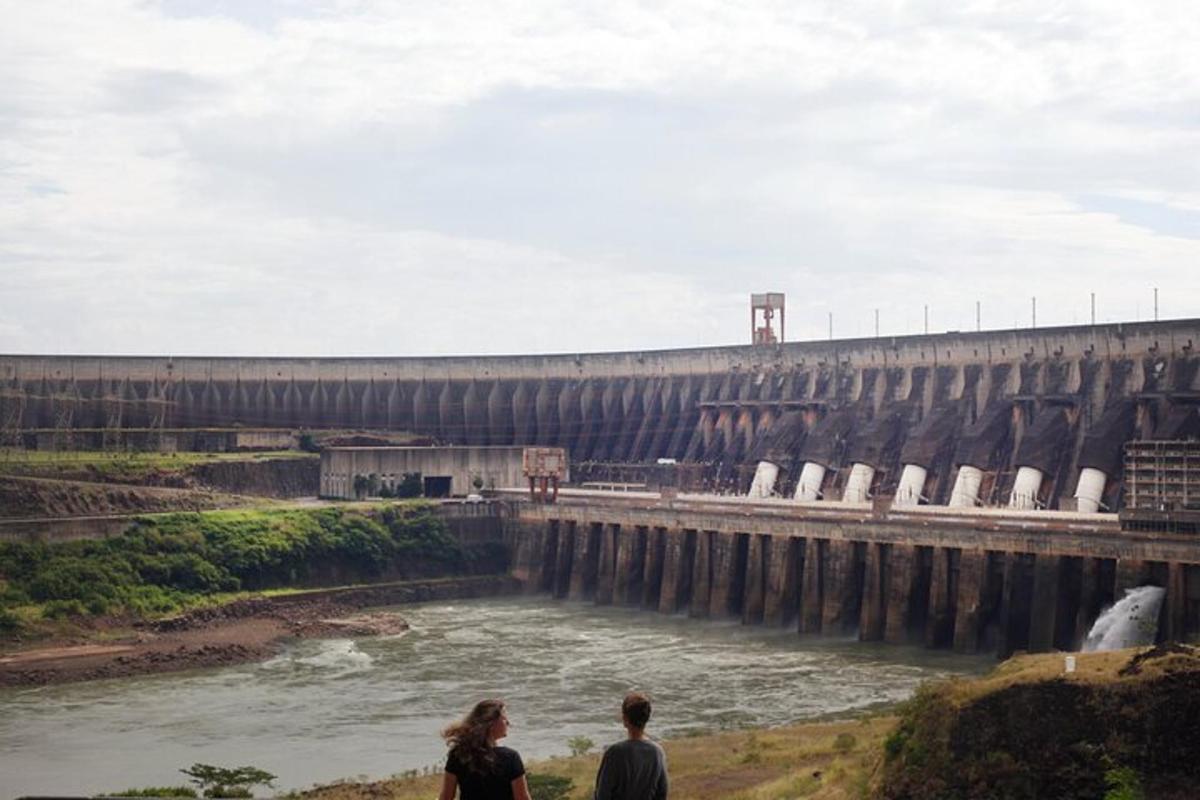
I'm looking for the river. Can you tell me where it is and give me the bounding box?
[0,597,990,797]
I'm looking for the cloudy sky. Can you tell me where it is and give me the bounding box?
[2,1,1198,356]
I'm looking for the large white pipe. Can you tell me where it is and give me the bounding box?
[843,463,875,503]
[948,465,983,508]
[1008,466,1044,510]
[748,460,780,498]
[793,462,826,502]
[1074,467,1107,514]
[893,464,927,507]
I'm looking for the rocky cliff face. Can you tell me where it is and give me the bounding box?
[879,644,1200,800]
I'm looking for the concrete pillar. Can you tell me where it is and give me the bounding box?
[709,532,744,618]
[595,524,618,605]
[859,542,886,641]
[568,523,600,601]
[953,549,987,653]
[925,547,954,648]
[763,537,800,627]
[884,544,917,644]
[642,527,665,610]
[821,539,858,634]
[1167,562,1188,642]
[1027,555,1061,652]
[613,527,637,606]
[800,538,823,634]
[690,531,713,618]
[552,521,575,599]
[1073,557,1101,645]
[510,521,545,592]
[742,534,767,625]
[1115,558,1149,597]
[538,521,560,594]
[658,529,692,614]
[997,553,1034,659]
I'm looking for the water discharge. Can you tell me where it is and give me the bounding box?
[1082,585,1166,652]
[0,597,990,796]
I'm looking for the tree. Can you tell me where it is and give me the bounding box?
[180,764,277,799]
[567,736,595,756]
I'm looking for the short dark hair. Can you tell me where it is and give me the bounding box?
[622,692,652,729]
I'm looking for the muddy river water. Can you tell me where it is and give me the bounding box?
[0,597,990,796]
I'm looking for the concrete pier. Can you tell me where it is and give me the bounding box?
[884,544,917,644]
[642,527,665,610]
[763,537,800,627]
[742,534,767,625]
[512,487,1200,657]
[595,524,618,605]
[690,531,713,619]
[859,542,886,641]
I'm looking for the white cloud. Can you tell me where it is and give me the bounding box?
[1,0,1198,355]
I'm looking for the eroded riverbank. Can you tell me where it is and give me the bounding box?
[0,576,516,687]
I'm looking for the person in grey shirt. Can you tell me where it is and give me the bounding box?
[593,692,669,800]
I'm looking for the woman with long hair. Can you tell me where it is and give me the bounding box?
[438,699,532,800]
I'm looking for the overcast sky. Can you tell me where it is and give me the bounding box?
[2,1,1198,356]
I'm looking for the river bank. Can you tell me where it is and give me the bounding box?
[0,576,516,687]
[0,597,981,798]
[303,714,896,800]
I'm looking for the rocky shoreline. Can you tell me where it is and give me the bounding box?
[0,575,516,688]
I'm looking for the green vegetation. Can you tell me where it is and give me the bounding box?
[101,787,198,798]
[181,764,276,799]
[0,449,315,484]
[879,646,1200,800]
[302,718,892,800]
[527,773,573,800]
[566,736,595,757]
[0,503,486,634]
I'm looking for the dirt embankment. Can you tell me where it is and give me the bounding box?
[0,575,517,688]
[0,475,246,518]
[186,458,319,498]
[0,457,319,517]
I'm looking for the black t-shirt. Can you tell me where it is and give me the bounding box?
[445,745,525,800]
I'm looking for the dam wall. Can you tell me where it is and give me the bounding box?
[4,319,1199,509]
[506,493,1200,656]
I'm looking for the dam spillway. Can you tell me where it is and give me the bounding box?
[4,318,1199,509]
[505,491,1200,657]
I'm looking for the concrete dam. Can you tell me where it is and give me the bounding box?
[4,318,1200,654]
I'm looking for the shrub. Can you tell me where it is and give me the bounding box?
[395,472,422,498]
[833,732,857,753]
[527,773,573,800]
[181,764,275,799]
[567,736,595,757]
[103,786,198,798]
[0,605,23,634]
[1104,765,1145,800]
[0,505,468,629]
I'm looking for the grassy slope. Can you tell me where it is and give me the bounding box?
[301,646,1200,800]
[302,717,896,800]
[0,450,314,482]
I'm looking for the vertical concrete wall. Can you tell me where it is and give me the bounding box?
[510,514,1199,657]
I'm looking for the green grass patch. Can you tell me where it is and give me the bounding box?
[0,502,489,637]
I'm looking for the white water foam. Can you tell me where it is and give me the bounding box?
[262,639,374,673]
[1082,586,1166,652]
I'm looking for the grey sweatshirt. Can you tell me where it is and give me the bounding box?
[593,738,668,800]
